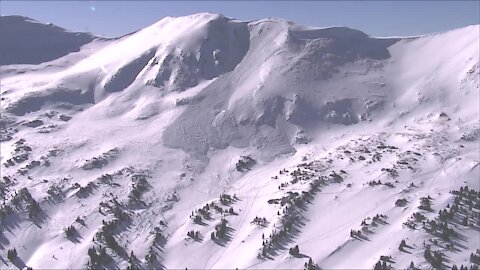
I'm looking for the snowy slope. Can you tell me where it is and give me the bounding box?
[0,16,96,65]
[0,13,479,270]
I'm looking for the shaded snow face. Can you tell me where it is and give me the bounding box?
[0,16,95,65]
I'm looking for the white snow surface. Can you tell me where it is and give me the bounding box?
[0,13,479,269]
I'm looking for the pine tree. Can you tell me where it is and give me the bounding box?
[7,248,17,261]
[399,239,406,251]
[462,216,468,226]
[289,245,299,256]
[129,250,136,263]
[424,248,432,261]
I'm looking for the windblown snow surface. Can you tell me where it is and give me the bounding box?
[1,13,479,269]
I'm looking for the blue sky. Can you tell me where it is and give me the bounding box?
[1,1,479,37]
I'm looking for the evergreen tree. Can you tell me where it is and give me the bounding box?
[424,248,432,261]
[129,250,136,263]
[289,245,300,256]
[462,216,469,226]
[399,239,406,251]
[7,248,17,261]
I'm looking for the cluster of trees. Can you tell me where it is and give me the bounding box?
[7,248,17,261]
[303,258,316,270]
[94,200,131,256]
[186,230,200,240]
[425,220,454,241]
[380,167,399,178]
[10,188,41,220]
[288,245,299,256]
[368,180,383,186]
[438,208,455,221]
[190,203,212,223]
[219,193,234,205]
[235,156,256,172]
[349,229,362,238]
[211,218,228,240]
[289,167,315,184]
[97,173,114,184]
[0,205,13,227]
[76,182,97,198]
[451,186,480,224]
[128,174,150,204]
[328,171,343,183]
[372,214,387,223]
[470,251,480,265]
[87,245,109,269]
[377,145,398,150]
[144,247,156,265]
[193,215,203,224]
[395,198,408,207]
[424,246,444,268]
[413,212,426,222]
[46,185,63,200]
[451,265,478,270]
[111,199,130,222]
[419,196,433,211]
[153,227,165,245]
[3,139,31,167]
[261,165,324,258]
[373,260,391,270]
[64,225,76,238]
[251,216,268,227]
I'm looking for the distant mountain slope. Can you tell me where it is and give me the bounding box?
[0,16,95,65]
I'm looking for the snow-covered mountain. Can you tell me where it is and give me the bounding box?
[1,13,479,269]
[0,16,95,66]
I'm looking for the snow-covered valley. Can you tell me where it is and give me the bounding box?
[0,13,479,269]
